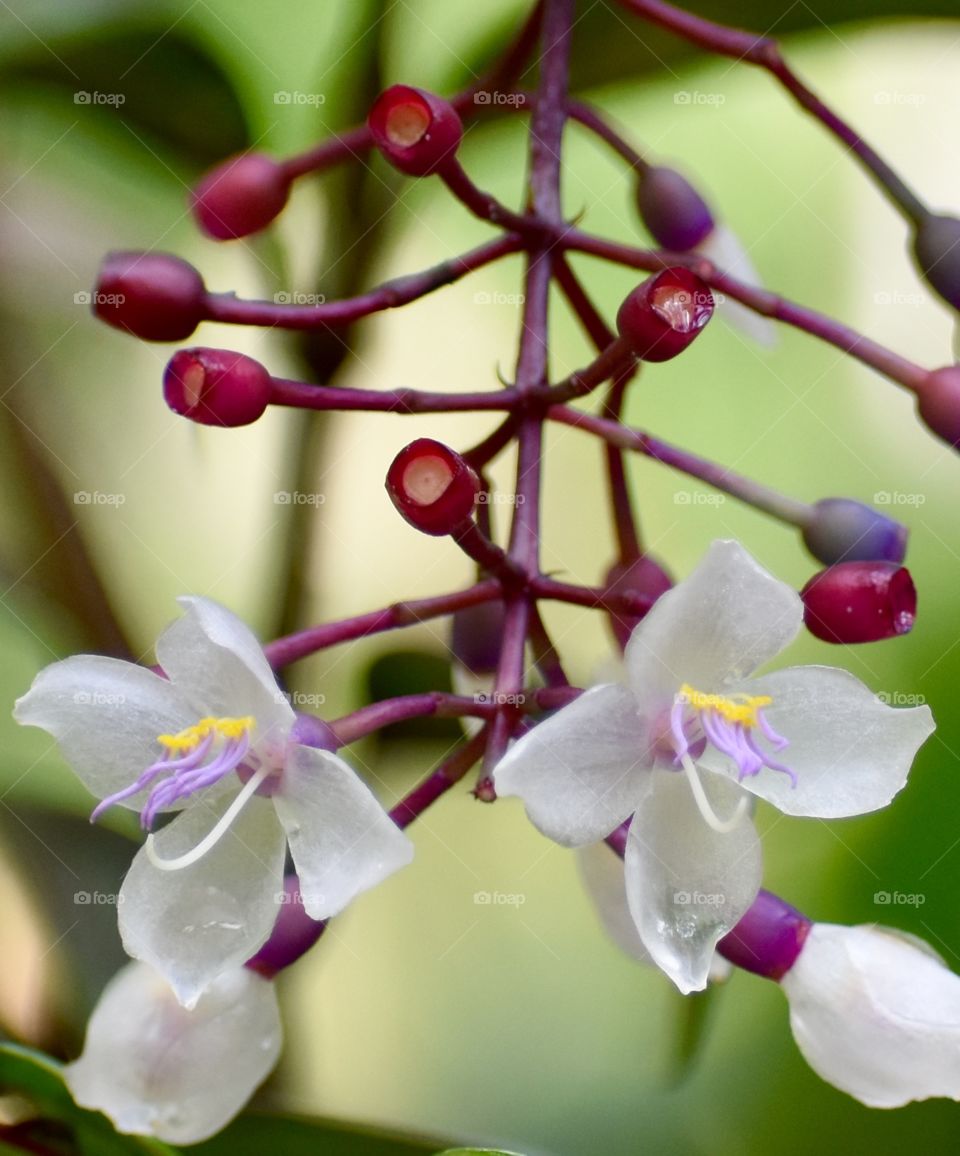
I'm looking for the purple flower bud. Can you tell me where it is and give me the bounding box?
[717,889,811,980]
[603,555,672,651]
[802,498,908,565]
[451,599,506,675]
[616,268,714,362]
[912,213,960,310]
[246,876,326,979]
[916,366,960,448]
[368,85,463,177]
[191,152,291,241]
[635,166,715,251]
[802,562,916,644]
[164,348,273,427]
[95,251,205,342]
[386,438,480,535]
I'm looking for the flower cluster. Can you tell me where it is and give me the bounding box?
[11,0,960,1143]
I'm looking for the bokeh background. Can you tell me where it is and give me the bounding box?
[1,0,960,1152]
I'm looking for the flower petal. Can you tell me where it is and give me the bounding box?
[697,225,777,347]
[64,960,282,1143]
[273,745,414,920]
[782,923,960,1107]
[156,596,294,740]
[624,770,761,993]
[577,843,651,964]
[119,788,286,1008]
[13,656,194,807]
[493,684,652,847]
[624,540,801,705]
[701,666,935,817]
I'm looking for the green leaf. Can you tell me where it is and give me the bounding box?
[189,1112,440,1155]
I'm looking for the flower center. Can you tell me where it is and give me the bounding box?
[91,715,257,830]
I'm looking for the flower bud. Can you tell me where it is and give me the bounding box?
[191,152,291,240]
[801,562,916,643]
[603,555,672,651]
[801,497,908,565]
[718,889,811,980]
[386,438,480,535]
[368,85,463,176]
[916,365,960,448]
[451,599,505,676]
[635,166,714,251]
[246,876,325,979]
[616,268,714,362]
[912,213,960,310]
[95,251,205,342]
[163,348,273,427]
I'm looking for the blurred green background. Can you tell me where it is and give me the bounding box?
[1,0,959,1152]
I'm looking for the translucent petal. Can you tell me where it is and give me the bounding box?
[624,770,761,993]
[13,656,194,807]
[493,683,653,847]
[624,540,802,706]
[701,666,935,817]
[273,745,413,920]
[119,789,286,1008]
[64,961,281,1143]
[782,923,960,1107]
[577,842,651,963]
[697,225,777,347]
[156,597,294,741]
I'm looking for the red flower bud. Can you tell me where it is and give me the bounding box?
[368,85,463,177]
[386,439,480,535]
[95,251,205,342]
[191,152,291,240]
[163,348,273,427]
[916,366,960,449]
[616,268,714,362]
[604,556,673,651]
[802,562,916,644]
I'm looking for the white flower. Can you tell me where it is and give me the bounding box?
[782,923,960,1107]
[697,225,777,347]
[494,540,933,994]
[14,596,413,1007]
[65,960,281,1143]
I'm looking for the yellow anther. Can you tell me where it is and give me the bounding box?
[678,684,771,729]
[157,715,255,751]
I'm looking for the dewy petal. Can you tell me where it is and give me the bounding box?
[624,540,802,705]
[494,684,653,848]
[64,960,282,1144]
[156,596,294,741]
[577,842,651,964]
[624,770,761,994]
[273,744,414,920]
[782,923,960,1107]
[119,788,286,1008]
[696,225,777,348]
[702,666,935,817]
[13,656,195,807]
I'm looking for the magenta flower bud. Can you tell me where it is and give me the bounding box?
[635,166,715,251]
[802,562,917,644]
[163,348,273,427]
[246,876,325,979]
[718,889,811,980]
[191,152,291,240]
[916,366,960,448]
[451,599,506,675]
[603,555,672,651]
[386,438,480,535]
[802,498,908,565]
[615,268,714,362]
[912,213,960,310]
[95,251,206,342]
[368,85,463,177]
